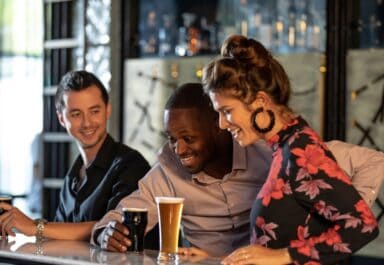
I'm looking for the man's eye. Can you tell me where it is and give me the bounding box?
[168,136,176,144]
[183,137,193,144]
[71,112,80,118]
[91,109,100,115]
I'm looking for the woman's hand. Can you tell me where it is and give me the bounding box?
[0,203,35,238]
[221,245,292,265]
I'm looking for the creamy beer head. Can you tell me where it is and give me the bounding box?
[156,197,184,262]
[122,207,148,212]
[155,197,184,204]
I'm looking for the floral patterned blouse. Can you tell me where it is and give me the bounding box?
[250,116,379,265]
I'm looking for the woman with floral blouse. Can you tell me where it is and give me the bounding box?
[202,34,379,265]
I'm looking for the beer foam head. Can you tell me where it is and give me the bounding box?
[155,197,184,204]
[122,207,148,212]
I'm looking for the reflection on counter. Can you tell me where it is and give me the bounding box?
[0,234,221,265]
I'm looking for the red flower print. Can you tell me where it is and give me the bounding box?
[322,226,342,246]
[301,127,321,143]
[257,178,285,206]
[291,226,320,259]
[296,168,310,181]
[283,180,292,195]
[264,222,278,240]
[333,242,352,253]
[256,216,265,228]
[269,148,283,179]
[268,134,280,145]
[256,217,279,240]
[355,200,378,232]
[296,179,332,199]
[314,200,337,219]
[343,215,361,229]
[321,157,352,184]
[256,235,271,245]
[291,145,327,174]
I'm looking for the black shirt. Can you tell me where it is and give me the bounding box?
[54,134,150,222]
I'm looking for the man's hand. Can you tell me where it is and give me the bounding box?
[178,247,210,263]
[0,203,35,239]
[98,220,131,252]
[178,247,210,257]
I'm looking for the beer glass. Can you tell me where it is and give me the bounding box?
[122,208,148,252]
[0,195,12,215]
[155,197,184,263]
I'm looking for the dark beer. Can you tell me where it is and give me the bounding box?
[0,195,12,215]
[156,197,184,262]
[122,208,148,252]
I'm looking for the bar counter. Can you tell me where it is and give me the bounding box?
[0,234,220,265]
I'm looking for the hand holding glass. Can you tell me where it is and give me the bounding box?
[122,208,148,252]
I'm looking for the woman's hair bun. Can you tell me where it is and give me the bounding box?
[221,35,270,68]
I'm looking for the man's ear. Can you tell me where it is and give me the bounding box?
[56,110,66,128]
[106,103,112,119]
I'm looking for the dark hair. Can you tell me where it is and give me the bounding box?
[55,70,109,112]
[165,83,218,120]
[203,35,291,107]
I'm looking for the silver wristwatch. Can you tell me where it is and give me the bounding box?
[34,218,47,242]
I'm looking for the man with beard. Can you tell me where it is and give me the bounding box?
[91,83,383,256]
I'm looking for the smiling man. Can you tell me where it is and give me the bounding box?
[91,83,384,257]
[0,70,150,241]
[53,70,150,223]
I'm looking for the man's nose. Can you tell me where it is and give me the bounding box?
[81,113,92,126]
[174,140,187,155]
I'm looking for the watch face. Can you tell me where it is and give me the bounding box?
[37,222,44,229]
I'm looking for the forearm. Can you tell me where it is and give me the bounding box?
[43,221,96,240]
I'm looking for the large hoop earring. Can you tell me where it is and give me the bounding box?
[251,107,275,134]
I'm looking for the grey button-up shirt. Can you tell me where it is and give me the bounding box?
[92,140,272,256]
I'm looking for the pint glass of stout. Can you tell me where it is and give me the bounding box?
[0,195,12,215]
[122,208,148,252]
[155,197,184,263]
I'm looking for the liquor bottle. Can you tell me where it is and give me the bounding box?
[287,0,297,51]
[158,14,176,56]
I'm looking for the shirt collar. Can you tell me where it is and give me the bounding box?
[90,134,116,170]
[67,134,114,178]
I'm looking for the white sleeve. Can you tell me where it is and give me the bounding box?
[326,140,384,206]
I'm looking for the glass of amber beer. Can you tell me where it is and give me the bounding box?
[156,197,184,263]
